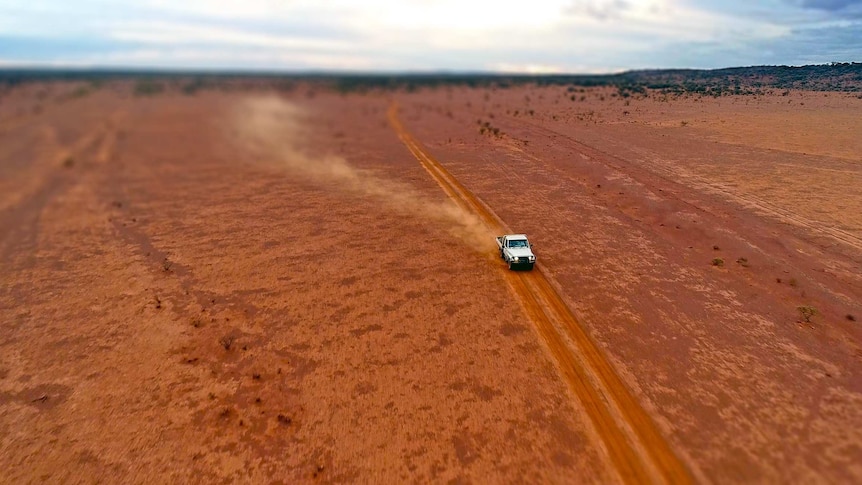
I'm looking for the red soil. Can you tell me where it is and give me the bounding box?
[1,81,860,483]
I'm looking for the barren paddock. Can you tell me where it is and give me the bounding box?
[1,83,861,483]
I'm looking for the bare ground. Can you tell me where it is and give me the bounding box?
[1,81,861,483]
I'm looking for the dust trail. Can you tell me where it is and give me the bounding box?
[232,96,494,252]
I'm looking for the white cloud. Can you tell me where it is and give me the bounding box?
[107,21,355,52]
[142,0,574,29]
[0,0,856,71]
[141,0,307,20]
[563,0,789,42]
[79,47,378,70]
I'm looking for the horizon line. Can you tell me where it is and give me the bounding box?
[1,62,860,79]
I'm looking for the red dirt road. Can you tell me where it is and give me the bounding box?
[389,103,689,484]
[1,81,861,482]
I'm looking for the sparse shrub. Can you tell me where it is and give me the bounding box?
[847,314,856,322]
[70,86,91,99]
[62,157,75,168]
[736,257,749,267]
[162,258,173,272]
[713,245,720,250]
[219,335,235,350]
[680,120,689,127]
[797,305,817,323]
[712,258,724,267]
[789,278,798,287]
[181,78,210,95]
[134,79,165,96]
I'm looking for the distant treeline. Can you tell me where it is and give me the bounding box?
[325,63,862,94]
[1,62,861,94]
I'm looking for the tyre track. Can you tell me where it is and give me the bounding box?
[388,104,692,484]
[0,120,116,265]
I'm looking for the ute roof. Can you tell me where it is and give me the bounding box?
[505,234,529,239]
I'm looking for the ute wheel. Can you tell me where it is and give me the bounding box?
[500,250,505,259]
[508,261,514,270]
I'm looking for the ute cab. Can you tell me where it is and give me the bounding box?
[495,234,536,270]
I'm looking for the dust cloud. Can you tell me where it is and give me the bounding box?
[232,96,494,252]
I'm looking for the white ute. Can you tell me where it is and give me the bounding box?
[496,234,536,270]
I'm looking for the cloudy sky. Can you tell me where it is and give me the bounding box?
[0,0,860,72]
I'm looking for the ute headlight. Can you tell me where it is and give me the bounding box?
[529,256,535,261]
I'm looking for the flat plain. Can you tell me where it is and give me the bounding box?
[1,79,860,483]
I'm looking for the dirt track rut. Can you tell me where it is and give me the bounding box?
[388,104,692,484]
